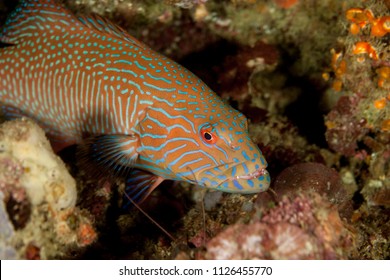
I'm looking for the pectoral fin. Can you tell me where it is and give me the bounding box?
[122,169,164,207]
[77,134,139,179]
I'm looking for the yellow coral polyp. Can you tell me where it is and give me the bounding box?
[273,0,299,9]
[331,49,343,69]
[325,120,337,129]
[371,16,390,37]
[346,8,389,37]
[349,23,361,35]
[383,17,390,31]
[346,8,369,28]
[335,60,347,76]
[332,79,343,92]
[352,42,378,60]
[329,50,347,91]
[374,98,387,110]
[381,119,390,131]
[322,72,330,81]
[377,67,390,79]
[378,78,390,88]
[77,223,97,247]
[364,9,375,22]
[377,67,390,88]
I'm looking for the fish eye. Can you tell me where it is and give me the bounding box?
[200,126,217,144]
[204,132,212,141]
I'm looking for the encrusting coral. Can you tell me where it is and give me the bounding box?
[0,119,96,259]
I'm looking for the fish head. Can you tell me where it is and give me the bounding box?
[137,104,270,194]
[194,111,270,194]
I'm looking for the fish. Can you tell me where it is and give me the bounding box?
[0,0,270,204]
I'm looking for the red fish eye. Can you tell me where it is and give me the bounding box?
[200,128,217,144]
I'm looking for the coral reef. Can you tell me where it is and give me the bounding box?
[202,193,355,260]
[190,163,356,259]
[324,2,390,157]
[0,119,95,259]
[0,0,389,259]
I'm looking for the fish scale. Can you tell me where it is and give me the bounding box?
[0,0,270,203]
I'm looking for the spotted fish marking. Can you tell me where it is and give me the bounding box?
[0,0,270,203]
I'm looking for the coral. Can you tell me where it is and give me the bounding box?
[0,119,96,259]
[273,0,299,9]
[0,118,76,211]
[270,163,353,216]
[215,41,280,106]
[360,135,390,208]
[0,192,17,259]
[345,8,390,37]
[201,192,355,260]
[249,114,323,176]
[322,4,389,258]
[166,0,208,9]
[324,2,390,156]
[0,0,389,260]
[325,95,369,157]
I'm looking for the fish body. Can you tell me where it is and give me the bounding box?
[0,0,270,202]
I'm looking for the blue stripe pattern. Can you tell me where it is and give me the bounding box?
[0,0,270,198]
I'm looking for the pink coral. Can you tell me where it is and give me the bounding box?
[202,192,355,260]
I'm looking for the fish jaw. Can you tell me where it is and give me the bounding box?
[197,158,271,194]
[228,167,270,194]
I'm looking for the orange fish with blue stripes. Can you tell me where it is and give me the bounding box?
[0,0,270,203]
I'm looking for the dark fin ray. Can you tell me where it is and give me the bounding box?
[77,134,139,180]
[1,104,28,120]
[122,169,164,207]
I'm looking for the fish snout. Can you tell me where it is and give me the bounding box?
[198,159,270,194]
[225,161,270,193]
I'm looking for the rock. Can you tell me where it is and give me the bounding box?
[0,119,95,259]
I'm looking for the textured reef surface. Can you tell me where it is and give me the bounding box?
[0,0,389,259]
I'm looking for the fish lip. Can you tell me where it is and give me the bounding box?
[233,167,268,181]
[197,162,269,184]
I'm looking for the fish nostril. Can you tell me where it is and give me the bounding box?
[229,142,239,151]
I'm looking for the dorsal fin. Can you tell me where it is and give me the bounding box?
[77,14,150,50]
[0,0,149,50]
[0,0,78,44]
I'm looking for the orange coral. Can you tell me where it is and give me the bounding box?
[322,72,330,81]
[322,8,390,96]
[352,42,378,60]
[273,0,298,9]
[346,8,370,29]
[345,8,390,37]
[335,59,347,76]
[325,120,336,129]
[370,15,390,37]
[349,23,361,35]
[331,50,343,69]
[381,119,390,131]
[328,49,347,92]
[77,223,97,246]
[363,9,375,22]
[376,66,390,88]
[374,98,387,110]
[332,79,343,92]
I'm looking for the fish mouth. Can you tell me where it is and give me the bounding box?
[233,167,268,181]
[198,163,270,193]
[227,166,270,193]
